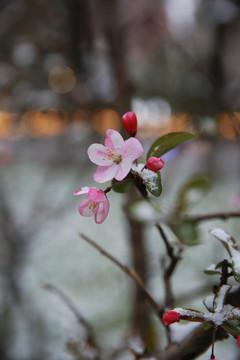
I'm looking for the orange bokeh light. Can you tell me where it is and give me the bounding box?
[21,109,68,138]
[92,108,121,135]
[216,112,240,140]
[0,111,16,138]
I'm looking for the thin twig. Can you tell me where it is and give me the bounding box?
[78,232,162,319]
[43,283,100,352]
[183,211,240,223]
[155,224,182,309]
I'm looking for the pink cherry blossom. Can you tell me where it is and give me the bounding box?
[74,187,110,224]
[88,129,144,183]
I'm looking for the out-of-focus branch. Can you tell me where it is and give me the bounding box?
[44,283,100,354]
[78,232,162,319]
[156,224,182,309]
[183,210,240,223]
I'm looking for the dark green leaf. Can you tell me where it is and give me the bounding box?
[170,221,199,245]
[147,132,197,159]
[142,170,162,197]
[203,322,212,331]
[232,253,240,283]
[111,172,134,193]
[204,264,221,276]
[223,321,240,336]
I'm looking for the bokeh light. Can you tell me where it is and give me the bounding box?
[92,108,121,135]
[20,109,68,139]
[48,66,76,94]
[0,111,16,138]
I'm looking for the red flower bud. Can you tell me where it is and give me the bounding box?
[122,112,138,137]
[237,336,240,347]
[146,157,164,172]
[162,311,180,326]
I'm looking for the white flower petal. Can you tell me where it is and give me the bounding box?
[105,129,124,153]
[88,144,113,166]
[114,159,131,181]
[123,137,144,162]
[93,164,118,183]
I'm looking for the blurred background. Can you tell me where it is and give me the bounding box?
[1,0,240,359]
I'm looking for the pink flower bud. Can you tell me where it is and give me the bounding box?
[146,157,164,172]
[122,112,138,137]
[162,310,180,326]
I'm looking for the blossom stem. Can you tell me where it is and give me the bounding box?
[104,178,134,194]
[210,326,216,359]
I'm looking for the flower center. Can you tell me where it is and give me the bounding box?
[106,149,122,164]
[88,201,98,214]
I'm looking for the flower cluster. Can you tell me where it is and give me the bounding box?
[74,112,168,223]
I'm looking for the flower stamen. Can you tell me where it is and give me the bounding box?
[88,201,98,213]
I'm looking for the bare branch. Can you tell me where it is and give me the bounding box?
[43,283,100,353]
[155,224,182,309]
[183,211,240,223]
[78,232,162,319]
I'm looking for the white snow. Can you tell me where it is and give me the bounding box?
[231,248,240,275]
[210,228,232,244]
[131,163,159,192]
[203,295,214,311]
[213,285,231,313]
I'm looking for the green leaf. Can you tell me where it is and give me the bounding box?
[175,175,211,213]
[132,165,162,197]
[147,132,197,159]
[210,229,240,283]
[142,170,162,197]
[210,228,238,256]
[203,322,212,331]
[231,248,240,283]
[204,264,221,276]
[111,172,134,193]
[170,221,199,245]
[223,320,240,336]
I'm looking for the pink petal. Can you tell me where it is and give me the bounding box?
[87,144,113,166]
[78,197,95,217]
[94,197,110,224]
[93,164,118,183]
[88,188,106,202]
[123,137,144,162]
[114,158,132,181]
[74,187,90,196]
[105,129,124,152]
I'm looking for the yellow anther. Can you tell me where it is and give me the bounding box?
[88,201,98,213]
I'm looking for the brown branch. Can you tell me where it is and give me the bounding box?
[183,211,240,223]
[78,232,162,319]
[43,283,100,353]
[155,224,182,309]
